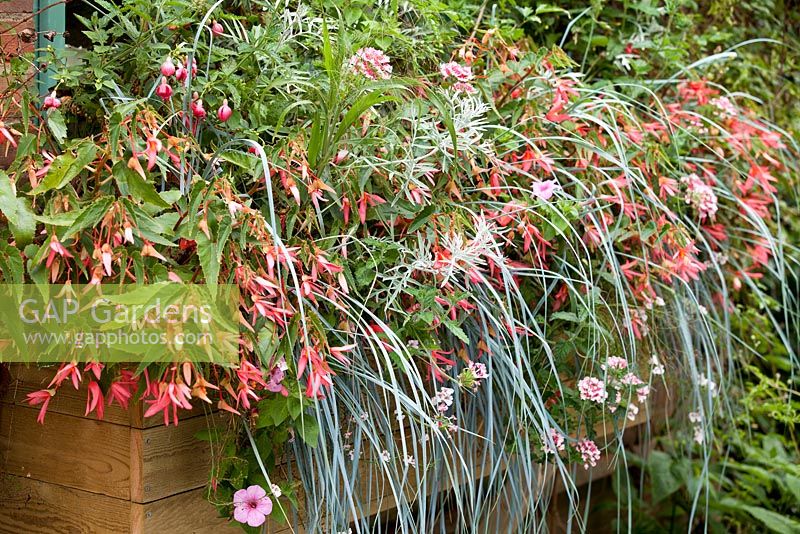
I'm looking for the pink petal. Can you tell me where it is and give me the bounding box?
[256,496,273,515]
[246,485,267,500]
[233,505,250,524]
[246,509,266,527]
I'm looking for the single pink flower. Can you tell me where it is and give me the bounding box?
[155,77,173,100]
[233,485,272,527]
[217,99,232,122]
[27,389,55,424]
[191,97,207,119]
[210,20,224,37]
[531,179,559,201]
[160,57,176,77]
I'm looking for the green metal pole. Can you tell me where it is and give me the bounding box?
[34,0,65,96]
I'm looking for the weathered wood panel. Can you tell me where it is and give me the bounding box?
[0,404,132,499]
[133,411,229,503]
[0,475,131,534]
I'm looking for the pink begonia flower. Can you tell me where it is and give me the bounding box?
[233,485,273,527]
[349,47,392,80]
[577,376,608,404]
[531,179,559,201]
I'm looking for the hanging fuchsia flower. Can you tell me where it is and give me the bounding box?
[233,485,273,527]
[440,61,473,82]
[191,95,207,119]
[349,47,392,80]
[42,91,61,110]
[210,20,224,36]
[160,57,176,77]
[577,376,608,404]
[155,77,173,100]
[578,439,601,469]
[217,99,232,122]
[175,64,188,82]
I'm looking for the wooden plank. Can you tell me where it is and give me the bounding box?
[0,474,131,534]
[132,411,229,503]
[131,487,283,534]
[0,403,132,499]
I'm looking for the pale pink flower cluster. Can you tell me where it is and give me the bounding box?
[541,428,566,454]
[440,62,476,95]
[603,356,628,371]
[578,376,608,404]
[349,47,392,80]
[433,387,454,413]
[440,61,473,81]
[577,439,601,469]
[689,412,704,444]
[710,96,737,117]
[681,173,718,220]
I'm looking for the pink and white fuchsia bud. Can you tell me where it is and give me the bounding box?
[191,93,206,118]
[210,20,224,37]
[43,91,61,110]
[217,99,232,122]
[160,57,176,77]
[155,77,173,100]
[175,64,187,82]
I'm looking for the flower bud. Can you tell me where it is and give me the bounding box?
[43,91,61,110]
[217,99,232,122]
[210,20,224,37]
[160,57,176,77]
[155,77,173,100]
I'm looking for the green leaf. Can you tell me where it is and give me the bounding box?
[0,171,36,246]
[60,197,114,239]
[742,505,800,533]
[333,90,398,146]
[647,450,682,503]
[0,244,25,283]
[295,418,320,447]
[113,162,170,208]
[47,109,67,144]
[444,319,470,344]
[33,141,98,194]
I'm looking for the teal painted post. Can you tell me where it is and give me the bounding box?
[34,0,65,96]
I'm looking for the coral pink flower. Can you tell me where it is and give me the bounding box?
[48,361,81,389]
[357,192,386,224]
[217,99,232,122]
[143,379,193,425]
[46,235,73,269]
[577,376,608,403]
[233,485,273,527]
[160,57,176,77]
[85,381,105,420]
[349,47,392,80]
[107,370,138,409]
[297,345,334,398]
[27,389,55,423]
[577,439,601,469]
[144,130,162,171]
